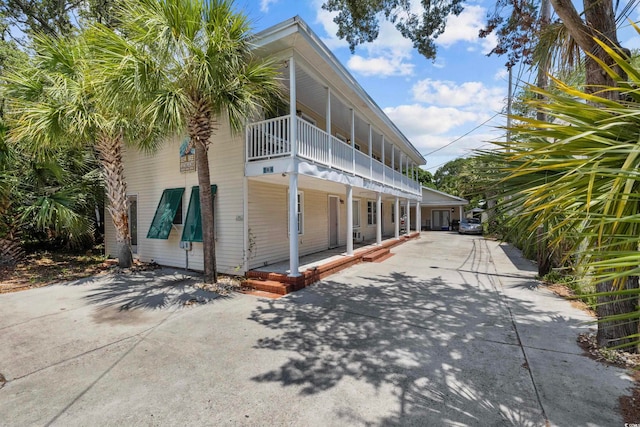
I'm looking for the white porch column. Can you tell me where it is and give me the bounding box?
[391,145,395,187]
[368,124,373,178]
[459,205,463,221]
[416,201,421,233]
[394,196,400,239]
[289,56,297,158]
[346,185,354,256]
[288,56,300,277]
[400,152,404,180]
[405,198,411,236]
[381,136,385,182]
[351,109,356,174]
[326,87,332,167]
[376,192,382,245]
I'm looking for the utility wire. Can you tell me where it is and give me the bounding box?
[421,112,501,157]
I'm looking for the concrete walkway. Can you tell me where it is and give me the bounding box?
[0,233,633,426]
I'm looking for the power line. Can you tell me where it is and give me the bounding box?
[421,111,501,157]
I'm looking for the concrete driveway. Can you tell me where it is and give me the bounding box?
[0,233,634,426]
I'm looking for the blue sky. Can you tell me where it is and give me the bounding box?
[240,1,640,172]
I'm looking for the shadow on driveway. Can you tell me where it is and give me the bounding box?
[247,268,581,425]
[66,269,224,311]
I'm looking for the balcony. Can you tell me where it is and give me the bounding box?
[246,115,422,196]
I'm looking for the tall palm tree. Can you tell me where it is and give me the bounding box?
[495,39,640,351]
[92,0,280,283]
[4,33,160,267]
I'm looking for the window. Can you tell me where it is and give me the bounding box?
[147,188,185,239]
[352,200,360,228]
[367,201,377,225]
[391,203,395,223]
[173,198,183,225]
[128,195,138,251]
[299,111,316,126]
[297,192,303,234]
[287,191,304,235]
[181,185,217,242]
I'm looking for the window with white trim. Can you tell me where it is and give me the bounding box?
[287,191,304,235]
[367,201,377,226]
[299,111,316,126]
[352,199,360,228]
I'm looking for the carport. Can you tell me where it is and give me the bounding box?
[410,186,468,231]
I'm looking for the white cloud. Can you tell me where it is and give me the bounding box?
[312,0,415,77]
[411,79,505,112]
[432,59,446,69]
[260,0,279,13]
[437,5,497,54]
[347,53,414,77]
[314,1,349,50]
[494,68,508,81]
[623,35,640,50]
[384,104,483,136]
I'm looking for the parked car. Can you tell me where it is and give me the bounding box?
[458,218,482,235]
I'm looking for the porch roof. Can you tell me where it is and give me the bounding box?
[251,16,426,167]
[419,186,469,206]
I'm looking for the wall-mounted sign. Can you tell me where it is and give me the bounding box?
[180,137,196,173]
[263,166,274,174]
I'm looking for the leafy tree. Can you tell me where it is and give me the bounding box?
[0,0,118,39]
[4,32,161,267]
[495,41,640,351]
[322,0,464,60]
[92,0,281,283]
[323,0,630,96]
[416,167,434,187]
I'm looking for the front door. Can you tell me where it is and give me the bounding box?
[432,210,451,231]
[329,196,339,248]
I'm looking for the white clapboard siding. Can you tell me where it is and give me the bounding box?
[247,181,334,269]
[247,180,288,268]
[105,117,245,275]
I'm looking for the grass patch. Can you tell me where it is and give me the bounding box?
[1,248,108,293]
[541,269,596,308]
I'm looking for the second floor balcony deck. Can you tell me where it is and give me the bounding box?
[246,115,422,196]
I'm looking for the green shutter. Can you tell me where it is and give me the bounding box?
[146,188,185,239]
[181,185,217,242]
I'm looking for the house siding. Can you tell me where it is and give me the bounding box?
[247,181,339,270]
[104,117,245,275]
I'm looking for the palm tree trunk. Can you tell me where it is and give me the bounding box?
[95,133,132,268]
[551,0,621,100]
[189,98,217,283]
[596,277,640,353]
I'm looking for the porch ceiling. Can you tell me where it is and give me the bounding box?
[253,17,425,166]
[248,173,401,201]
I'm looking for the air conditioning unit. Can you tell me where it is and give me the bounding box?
[352,231,364,242]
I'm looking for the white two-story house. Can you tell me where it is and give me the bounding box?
[105,16,426,278]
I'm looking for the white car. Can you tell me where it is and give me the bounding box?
[458,218,482,235]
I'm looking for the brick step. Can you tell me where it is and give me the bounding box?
[246,271,289,282]
[362,248,390,262]
[372,252,394,263]
[243,279,292,295]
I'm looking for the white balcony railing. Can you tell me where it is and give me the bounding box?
[246,115,421,195]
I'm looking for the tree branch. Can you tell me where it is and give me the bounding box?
[549,0,596,53]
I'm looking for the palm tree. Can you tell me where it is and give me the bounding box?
[4,33,159,267]
[91,0,280,283]
[495,40,640,351]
